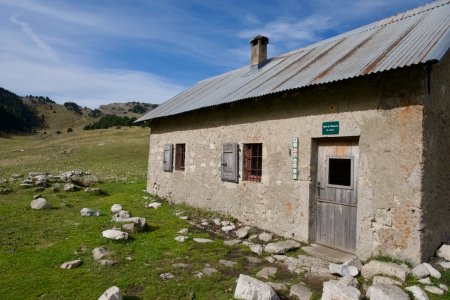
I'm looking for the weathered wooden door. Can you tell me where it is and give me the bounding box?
[314,139,358,252]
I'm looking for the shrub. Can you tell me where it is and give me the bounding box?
[67,128,73,132]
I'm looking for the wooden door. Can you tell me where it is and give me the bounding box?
[314,139,358,252]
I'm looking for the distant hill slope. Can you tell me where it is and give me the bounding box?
[99,102,157,118]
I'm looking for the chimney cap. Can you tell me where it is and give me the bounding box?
[250,35,269,46]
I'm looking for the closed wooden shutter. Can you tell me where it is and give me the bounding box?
[163,144,173,172]
[221,143,239,183]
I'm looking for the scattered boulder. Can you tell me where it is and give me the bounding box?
[345,257,363,271]
[361,260,410,281]
[264,240,301,254]
[256,267,277,279]
[224,239,241,246]
[80,208,100,217]
[259,232,273,242]
[437,244,450,261]
[63,183,78,192]
[405,285,429,300]
[439,284,448,292]
[221,220,231,226]
[98,286,122,300]
[247,256,263,264]
[249,243,264,255]
[60,259,82,269]
[213,218,221,225]
[179,215,189,220]
[424,286,444,295]
[234,274,279,300]
[321,281,361,300]
[114,210,131,219]
[20,183,34,189]
[366,284,409,300]
[412,264,430,279]
[202,267,218,276]
[235,227,250,239]
[372,276,402,286]
[98,259,117,266]
[418,277,431,285]
[222,224,236,232]
[178,228,189,234]
[339,276,360,288]
[84,187,102,195]
[52,184,61,192]
[422,262,441,279]
[219,259,237,267]
[71,175,98,187]
[439,261,450,269]
[175,236,188,242]
[30,197,52,210]
[148,202,162,209]
[111,204,123,214]
[102,229,128,241]
[329,262,359,277]
[289,283,312,300]
[160,272,175,280]
[193,238,213,243]
[92,247,108,260]
[268,282,289,293]
[172,263,189,268]
[0,187,12,194]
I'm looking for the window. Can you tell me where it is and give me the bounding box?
[244,143,262,182]
[327,156,353,188]
[175,144,185,171]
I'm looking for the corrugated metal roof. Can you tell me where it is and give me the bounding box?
[138,0,450,122]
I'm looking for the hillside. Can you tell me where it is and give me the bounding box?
[99,102,157,118]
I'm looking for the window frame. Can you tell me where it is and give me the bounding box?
[325,155,354,189]
[175,143,186,171]
[243,143,263,182]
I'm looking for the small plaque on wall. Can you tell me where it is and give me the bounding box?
[322,121,339,135]
[292,137,299,180]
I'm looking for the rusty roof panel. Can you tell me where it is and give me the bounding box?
[138,0,450,122]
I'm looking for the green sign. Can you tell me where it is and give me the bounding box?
[322,121,339,135]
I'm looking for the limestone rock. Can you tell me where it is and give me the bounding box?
[437,244,450,261]
[172,263,189,268]
[264,240,301,254]
[221,220,231,226]
[111,204,122,214]
[102,229,128,241]
[63,183,77,192]
[424,286,444,295]
[224,239,241,246]
[418,277,431,285]
[234,274,279,300]
[345,257,363,271]
[329,263,359,277]
[175,236,188,242]
[98,286,122,300]
[321,281,361,300]
[179,215,189,220]
[98,259,117,266]
[92,247,108,260]
[148,202,162,209]
[222,224,236,232]
[422,263,441,279]
[178,228,189,234]
[219,259,237,267]
[372,276,402,286]
[290,283,312,300]
[213,218,221,225]
[439,284,448,292]
[405,285,429,300]
[339,276,360,288]
[114,210,131,219]
[202,267,218,276]
[235,227,250,239]
[30,198,51,210]
[80,208,100,217]
[361,260,410,281]
[268,282,289,293]
[84,187,102,195]
[60,259,82,269]
[247,256,263,264]
[193,238,213,243]
[412,264,430,279]
[249,243,263,255]
[113,217,147,232]
[256,267,277,279]
[366,284,409,300]
[439,261,450,269]
[259,232,273,242]
[160,273,174,280]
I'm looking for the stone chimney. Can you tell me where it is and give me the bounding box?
[250,35,269,66]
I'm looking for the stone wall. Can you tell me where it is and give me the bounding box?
[421,53,450,261]
[147,66,429,263]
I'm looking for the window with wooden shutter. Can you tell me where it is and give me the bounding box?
[221,143,239,183]
[163,144,173,172]
[243,143,262,182]
[175,144,185,171]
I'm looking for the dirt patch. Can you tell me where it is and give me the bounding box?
[303,272,328,291]
[124,285,144,296]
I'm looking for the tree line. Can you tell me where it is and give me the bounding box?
[83,115,139,130]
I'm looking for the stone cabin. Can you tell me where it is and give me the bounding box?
[137,1,450,264]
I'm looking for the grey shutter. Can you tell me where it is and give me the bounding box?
[163,144,173,172]
[221,143,239,182]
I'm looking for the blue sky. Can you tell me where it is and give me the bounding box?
[0,0,431,108]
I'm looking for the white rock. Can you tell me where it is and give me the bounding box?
[60,259,82,269]
[148,202,162,209]
[30,198,52,210]
[405,285,429,300]
[329,263,359,277]
[361,260,410,281]
[439,261,450,269]
[236,227,250,239]
[213,218,221,225]
[259,232,273,242]
[219,259,237,267]
[290,283,312,300]
[102,229,128,240]
[98,286,122,300]
[437,244,450,261]
[234,274,279,300]
[249,244,263,255]
[247,256,263,264]
[268,282,289,293]
[92,247,108,260]
[422,263,441,279]
[412,264,430,279]
[175,236,188,242]
[193,238,213,243]
[321,281,361,300]
[80,208,100,217]
[264,240,301,254]
[160,273,174,280]
[345,257,363,271]
[424,286,444,295]
[372,276,402,286]
[201,221,209,226]
[224,239,241,246]
[98,259,117,266]
[418,277,431,285]
[179,215,189,220]
[178,228,189,234]
[202,267,218,276]
[256,267,278,279]
[114,210,131,218]
[222,224,236,232]
[221,220,231,226]
[339,276,360,288]
[64,183,76,192]
[439,284,448,292]
[111,204,123,214]
[366,284,409,300]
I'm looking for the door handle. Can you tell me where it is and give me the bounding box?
[317,181,325,197]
